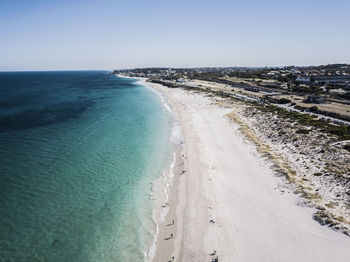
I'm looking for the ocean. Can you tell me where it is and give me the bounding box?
[0,71,175,261]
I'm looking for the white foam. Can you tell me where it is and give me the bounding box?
[144,116,179,260]
[145,151,177,262]
[130,77,183,261]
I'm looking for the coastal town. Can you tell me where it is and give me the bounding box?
[115,64,350,124]
[115,64,350,93]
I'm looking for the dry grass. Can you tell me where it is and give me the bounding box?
[226,109,350,234]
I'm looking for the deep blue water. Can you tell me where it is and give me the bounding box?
[0,71,173,261]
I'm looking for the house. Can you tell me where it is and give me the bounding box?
[266,71,280,78]
[304,95,326,104]
[315,75,350,84]
[296,77,310,84]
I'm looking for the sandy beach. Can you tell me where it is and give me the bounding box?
[141,79,350,262]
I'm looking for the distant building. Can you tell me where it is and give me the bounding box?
[315,75,350,84]
[304,95,326,104]
[266,71,280,78]
[291,69,302,74]
[296,77,310,84]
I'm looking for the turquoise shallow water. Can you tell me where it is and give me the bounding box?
[0,72,173,261]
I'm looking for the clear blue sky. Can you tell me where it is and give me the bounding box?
[0,0,349,70]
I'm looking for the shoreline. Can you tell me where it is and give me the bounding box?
[134,77,184,261]
[116,75,181,261]
[124,75,350,261]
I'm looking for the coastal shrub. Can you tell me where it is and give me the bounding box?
[309,106,319,112]
[315,109,350,122]
[344,144,350,152]
[313,211,335,226]
[296,129,310,134]
[278,98,292,104]
[294,105,308,111]
[252,102,350,140]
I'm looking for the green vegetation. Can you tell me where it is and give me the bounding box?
[316,108,350,122]
[149,79,180,88]
[309,106,319,112]
[292,85,322,94]
[251,104,350,141]
[226,69,269,79]
[277,98,292,104]
[344,144,350,152]
[294,105,308,111]
[338,92,350,100]
[296,129,310,134]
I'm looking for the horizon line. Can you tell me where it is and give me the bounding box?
[1,63,349,72]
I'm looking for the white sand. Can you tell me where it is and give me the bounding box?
[142,80,350,262]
